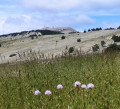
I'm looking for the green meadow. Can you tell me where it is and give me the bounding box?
[0,52,120,109]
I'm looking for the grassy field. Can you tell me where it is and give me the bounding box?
[0,52,120,109]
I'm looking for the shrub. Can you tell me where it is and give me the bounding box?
[117,26,120,29]
[68,47,74,53]
[83,30,86,33]
[112,35,120,42]
[9,54,17,57]
[91,28,95,31]
[92,44,99,52]
[105,27,115,30]
[29,35,34,40]
[77,39,81,42]
[101,41,106,47]
[31,36,34,40]
[88,29,91,32]
[105,44,120,52]
[61,36,65,40]
[88,28,102,32]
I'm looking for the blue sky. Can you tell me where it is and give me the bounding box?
[0,0,120,34]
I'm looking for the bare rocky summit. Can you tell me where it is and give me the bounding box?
[41,27,78,34]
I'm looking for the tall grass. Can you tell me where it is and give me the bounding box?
[0,52,120,109]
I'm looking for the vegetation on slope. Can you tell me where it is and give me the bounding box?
[112,35,120,42]
[0,30,62,38]
[105,44,120,51]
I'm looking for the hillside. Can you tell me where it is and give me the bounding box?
[0,28,120,63]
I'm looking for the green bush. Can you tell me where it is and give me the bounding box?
[29,35,34,40]
[83,30,86,33]
[69,47,74,53]
[101,41,106,47]
[9,54,17,57]
[105,44,120,52]
[92,44,99,52]
[61,36,65,40]
[77,39,81,42]
[112,35,120,42]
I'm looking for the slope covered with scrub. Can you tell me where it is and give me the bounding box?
[1,29,120,64]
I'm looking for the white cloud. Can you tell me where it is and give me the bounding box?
[22,0,81,10]
[75,15,95,24]
[0,13,95,34]
[0,15,41,34]
[41,14,94,26]
[21,0,120,11]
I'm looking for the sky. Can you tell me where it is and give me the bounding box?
[0,0,120,34]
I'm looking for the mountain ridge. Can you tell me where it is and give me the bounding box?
[0,27,78,38]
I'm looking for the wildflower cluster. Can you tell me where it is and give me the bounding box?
[34,82,94,96]
[74,81,94,89]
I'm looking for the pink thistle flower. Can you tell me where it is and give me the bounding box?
[81,84,87,89]
[57,84,63,90]
[87,83,94,89]
[34,90,41,95]
[74,81,81,88]
[45,90,52,96]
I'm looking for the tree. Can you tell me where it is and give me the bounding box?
[112,35,120,42]
[77,39,81,42]
[105,44,120,52]
[61,36,65,40]
[69,47,74,53]
[92,44,99,52]
[31,35,34,40]
[91,28,95,31]
[88,29,91,32]
[84,30,86,33]
[117,26,120,29]
[101,41,106,47]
